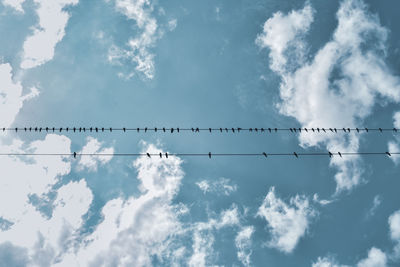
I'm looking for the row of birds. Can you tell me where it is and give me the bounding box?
[71,151,394,158]
[2,127,399,133]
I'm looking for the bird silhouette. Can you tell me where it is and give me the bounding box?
[312,128,315,132]
[379,128,383,132]
[79,128,81,132]
[220,128,223,132]
[317,128,320,132]
[386,152,392,156]
[109,128,112,132]
[290,128,293,133]
[338,152,342,157]
[196,128,199,132]
[177,128,180,133]
[29,127,32,132]
[90,127,92,132]
[171,128,174,133]
[329,128,333,132]
[394,128,398,132]
[365,128,368,132]
[347,128,350,132]
[294,152,298,158]
[342,128,346,132]
[102,128,104,132]
[73,152,76,159]
[208,152,211,159]
[145,127,148,132]
[268,128,272,133]
[293,128,297,133]
[159,153,162,158]
[334,128,337,133]
[123,128,126,132]
[260,128,264,132]
[154,127,157,132]
[356,128,359,133]
[95,128,98,132]
[165,152,168,158]
[232,128,235,133]
[322,128,326,132]
[46,127,49,132]
[305,128,308,132]
[209,128,212,133]
[146,153,151,158]
[65,128,68,132]
[163,128,166,132]
[191,128,195,132]
[137,128,140,132]
[328,151,333,158]
[262,152,267,158]
[274,128,277,132]
[249,128,253,132]
[255,128,258,132]
[24,128,27,132]
[59,128,63,132]
[15,128,17,132]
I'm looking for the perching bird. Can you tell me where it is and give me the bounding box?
[304,128,308,132]
[109,128,112,132]
[137,128,140,132]
[209,128,212,133]
[338,152,342,158]
[171,128,174,133]
[147,153,151,158]
[255,128,258,132]
[145,127,148,132]
[274,128,278,132]
[95,128,98,132]
[347,128,350,132]
[379,128,383,132]
[386,152,392,156]
[208,152,211,159]
[293,128,297,133]
[15,128,17,132]
[196,128,199,132]
[102,128,104,132]
[65,128,68,132]
[191,128,195,132]
[163,128,166,132]
[260,128,264,132]
[393,128,398,132]
[73,152,76,159]
[59,128,63,132]
[328,151,333,158]
[24,128,27,132]
[73,127,76,133]
[232,128,235,133]
[322,128,326,133]
[177,128,180,133]
[334,128,337,133]
[159,153,162,158]
[294,152,298,158]
[317,128,320,132]
[268,128,272,133]
[90,127,92,132]
[46,127,49,132]
[343,128,346,132]
[249,128,253,132]
[123,128,126,132]
[329,128,333,132]
[365,128,369,132]
[165,152,168,158]
[262,152,267,158]
[225,128,228,132]
[356,128,359,133]
[290,128,293,133]
[312,128,315,132]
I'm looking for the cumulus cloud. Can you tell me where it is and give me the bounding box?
[2,0,25,13]
[312,247,387,267]
[257,187,316,253]
[389,210,400,259]
[20,0,79,69]
[196,177,237,196]
[235,226,254,267]
[387,112,400,165]
[0,63,39,129]
[257,0,400,192]
[107,0,162,79]
[76,136,114,172]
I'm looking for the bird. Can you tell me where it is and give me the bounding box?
[224,128,228,132]
[59,128,63,132]
[304,128,308,132]
[268,128,272,133]
[73,152,76,159]
[274,128,277,132]
[393,128,398,132]
[95,128,98,132]
[209,128,212,133]
[177,128,180,133]
[312,128,315,132]
[165,152,168,158]
[290,128,293,133]
[298,128,301,133]
[65,127,68,132]
[109,128,112,132]
[329,128,333,132]
[317,128,320,132]
[322,128,326,132]
[163,128,166,132]
[343,128,346,132]
[196,128,200,132]
[29,127,32,132]
[328,151,333,158]
[208,152,211,159]
[79,128,81,132]
[145,127,148,132]
[102,128,105,132]
[191,128,195,132]
[232,128,235,133]
[293,128,297,133]
[347,128,350,132]
[260,128,264,132]
[365,128,369,132]
[249,128,253,132]
[220,128,223,132]
[386,152,392,156]
[154,127,158,132]
[123,128,126,132]
[338,152,342,158]
[254,128,258,132]
[24,128,27,132]
[262,152,267,158]
[137,128,140,132]
[356,128,359,133]
[171,128,174,133]
[39,127,42,132]
[90,127,92,132]
[334,128,337,133]
[146,153,151,158]
[15,128,17,132]
[294,152,298,158]
[159,153,162,158]
[46,127,49,132]
[83,128,86,132]
[379,128,383,132]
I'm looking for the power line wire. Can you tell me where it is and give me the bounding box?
[1,127,398,134]
[0,151,398,159]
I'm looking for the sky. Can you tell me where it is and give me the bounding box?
[0,0,400,266]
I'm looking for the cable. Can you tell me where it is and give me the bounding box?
[1,127,398,134]
[0,151,398,158]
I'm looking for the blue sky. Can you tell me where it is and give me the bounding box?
[1,0,400,266]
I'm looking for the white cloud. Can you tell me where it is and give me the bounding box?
[2,0,25,13]
[357,247,387,267]
[168,18,177,31]
[257,187,316,253]
[54,142,187,266]
[108,0,161,79]
[0,63,39,129]
[366,195,382,218]
[188,205,241,267]
[389,210,400,259]
[257,0,400,192]
[235,226,254,267]
[20,0,79,69]
[76,136,114,172]
[196,177,237,196]
[312,248,387,267]
[388,112,400,165]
